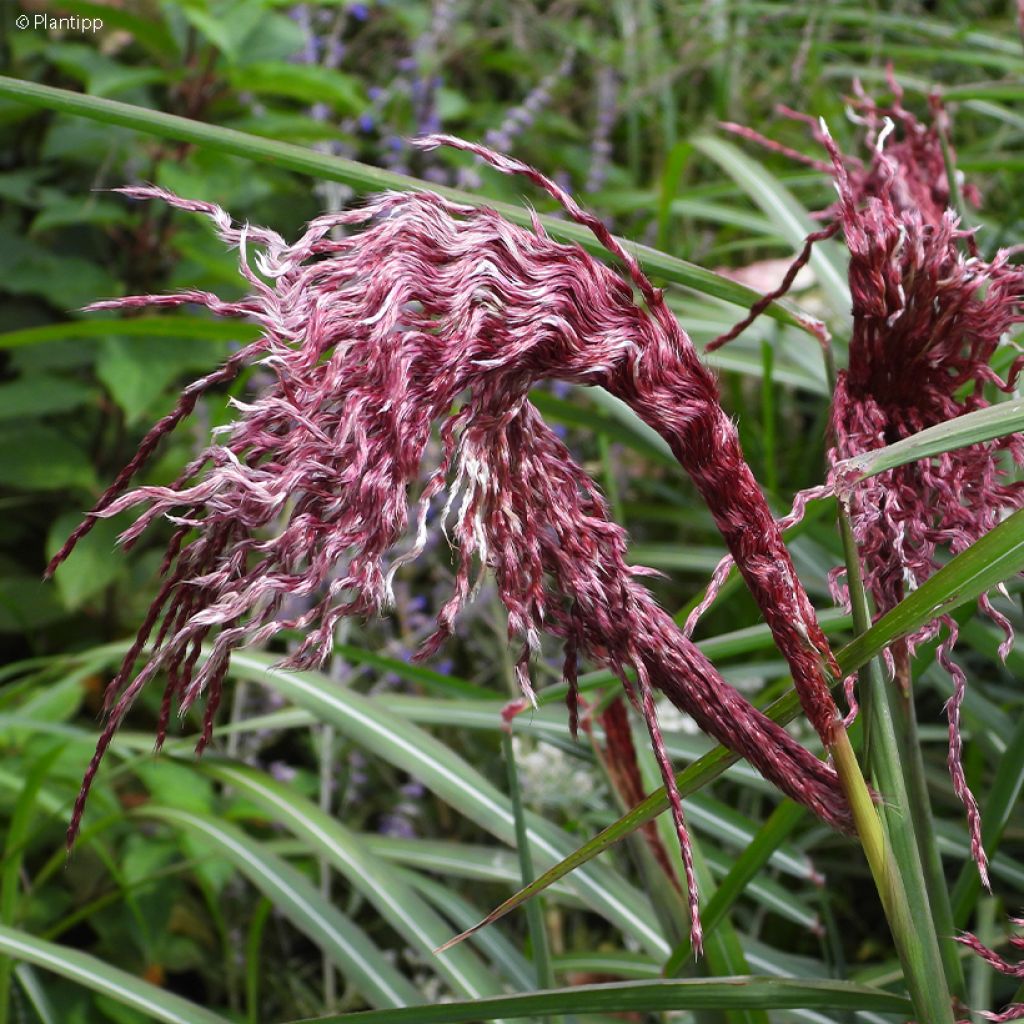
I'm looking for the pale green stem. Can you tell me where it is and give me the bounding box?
[834,504,956,1023]
[502,734,556,1024]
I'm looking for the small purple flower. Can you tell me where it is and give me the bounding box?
[350,2,369,21]
[269,760,298,784]
[358,112,375,133]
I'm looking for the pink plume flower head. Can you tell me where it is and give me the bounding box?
[51,138,858,956]
[819,111,1024,889]
[715,90,1023,893]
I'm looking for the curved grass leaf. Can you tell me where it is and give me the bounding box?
[834,397,1024,484]
[0,316,259,350]
[281,977,912,1023]
[692,134,851,319]
[664,800,808,973]
[837,507,1024,672]
[198,760,504,1001]
[0,923,231,1024]
[224,650,671,958]
[0,76,819,332]
[138,806,420,1009]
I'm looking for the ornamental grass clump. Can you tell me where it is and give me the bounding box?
[49,136,859,954]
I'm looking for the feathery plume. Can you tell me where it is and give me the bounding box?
[50,140,859,954]
[711,88,1024,884]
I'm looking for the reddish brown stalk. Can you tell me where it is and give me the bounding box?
[589,697,680,888]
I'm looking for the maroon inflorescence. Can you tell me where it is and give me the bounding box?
[718,86,1024,888]
[49,138,858,954]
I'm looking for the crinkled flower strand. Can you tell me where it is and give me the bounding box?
[955,918,1024,1021]
[421,134,844,748]
[49,166,857,956]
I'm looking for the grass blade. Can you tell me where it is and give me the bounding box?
[0,316,259,349]
[0,923,232,1024]
[224,650,670,958]
[837,508,955,1021]
[664,800,808,974]
[280,977,912,1023]
[834,397,1024,484]
[138,806,421,1009]
[198,760,504,1002]
[0,76,818,331]
[692,134,851,319]
[502,735,554,985]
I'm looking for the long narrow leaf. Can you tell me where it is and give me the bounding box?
[833,398,1024,484]
[282,977,912,1023]
[138,806,420,1008]
[224,651,670,958]
[693,134,851,318]
[0,76,819,331]
[198,761,504,1001]
[0,923,231,1024]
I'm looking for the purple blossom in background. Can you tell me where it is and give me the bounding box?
[484,50,574,154]
[585,66,618,194]
[269,760,298,784]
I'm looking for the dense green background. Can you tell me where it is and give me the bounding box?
[0,1,1022,1021]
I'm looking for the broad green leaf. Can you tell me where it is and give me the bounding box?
[60,1,178,63]
[227,63,363,112]
[46,512,126,611]
[0,573,68,633]
[834,397,1024,485]
[0,374,94,421]
[0,229,119,309]
[0,426,96,492]
[95,335,228,424]
[281,977,912,1023]
[0,923,231,1024]
[0,77,821,332]
[138,806,420,1008]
